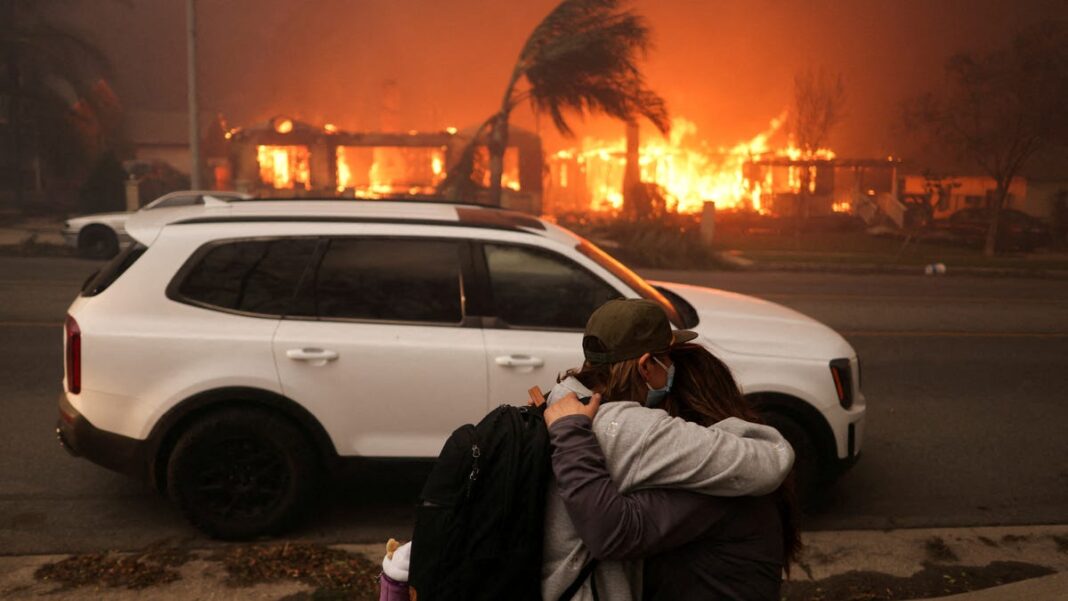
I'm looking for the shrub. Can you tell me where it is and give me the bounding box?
[555,212,720,269]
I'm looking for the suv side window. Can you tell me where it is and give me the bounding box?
[314,238,464,324]
[483,243,619,330]
[175,238,317,316]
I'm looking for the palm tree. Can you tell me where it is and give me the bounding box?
[2,0,114,205]
[452,0,670,206]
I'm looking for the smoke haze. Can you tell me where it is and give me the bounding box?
[58,0,1067,168]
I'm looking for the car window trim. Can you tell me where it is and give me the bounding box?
[573,239,684,327]
[165,235,321,320]
[283,235,476,328]
[170,215,545,236]
[81,242,148,297]
[474,240,626,333]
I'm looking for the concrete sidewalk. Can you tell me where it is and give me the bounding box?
[1,524,1065,600]
[917,571,1067,601]
[791,525,1068,600]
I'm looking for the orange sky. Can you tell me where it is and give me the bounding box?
[62,0,1067,169]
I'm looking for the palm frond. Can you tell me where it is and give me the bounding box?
[513,0,669,136]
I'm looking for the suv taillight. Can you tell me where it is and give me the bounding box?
[829,358,853,409]
[65,315,81,394]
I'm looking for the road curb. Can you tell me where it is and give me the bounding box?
[736,260,1068,280]
[705,249,1068,279]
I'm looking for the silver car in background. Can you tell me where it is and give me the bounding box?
[62,190,252,259]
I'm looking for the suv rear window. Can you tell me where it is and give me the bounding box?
[173,238,318,316]
[81,243,147,297]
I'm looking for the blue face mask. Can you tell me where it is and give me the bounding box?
[644,357,675,408]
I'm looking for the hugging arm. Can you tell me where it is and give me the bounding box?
[549,414,731,560]
[622,412,795,496]
[544,391,794,498]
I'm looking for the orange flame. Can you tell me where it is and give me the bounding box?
[257,145,310,189]
[550,113,836,214]
[336,146,353,192]
[336,145,448,197]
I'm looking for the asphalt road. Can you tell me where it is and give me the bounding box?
[1,257,1066,555]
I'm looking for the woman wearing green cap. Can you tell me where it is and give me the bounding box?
[536,299,796,601]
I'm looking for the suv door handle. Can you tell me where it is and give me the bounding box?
[495,354,544,368]
[286,348,339,365]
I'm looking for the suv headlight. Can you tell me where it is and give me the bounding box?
[829,358,854,409]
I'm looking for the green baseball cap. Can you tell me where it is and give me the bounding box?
[582,299,699,364]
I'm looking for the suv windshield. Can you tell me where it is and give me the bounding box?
[573,238,684,328]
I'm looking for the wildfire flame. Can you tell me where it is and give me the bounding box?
[476,147,522,192]
[336,146,352,192]
[254,122,520,198]
[550,113,837,214]
[257,145,310,190]
[335,144,448,197]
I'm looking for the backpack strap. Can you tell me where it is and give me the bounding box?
[557,559,599,601]
[529,386,548,407]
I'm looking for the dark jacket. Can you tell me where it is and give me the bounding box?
[549,414,784,601]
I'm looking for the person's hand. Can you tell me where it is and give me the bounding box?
[544,392,601,428]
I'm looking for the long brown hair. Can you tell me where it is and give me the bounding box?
[664,343,803,570]
[560,357,647,405]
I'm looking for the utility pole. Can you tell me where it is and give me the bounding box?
[186,0,201,188]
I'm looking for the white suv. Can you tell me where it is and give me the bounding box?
[57,200,866,538]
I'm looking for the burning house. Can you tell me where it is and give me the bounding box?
[542,114,900,222]
[744,156,900,221]
[213,116,545,213]
[187,111,908,224]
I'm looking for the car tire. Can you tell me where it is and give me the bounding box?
[761,412,819,505]
[166,408,320,540]
[78,226,119,260]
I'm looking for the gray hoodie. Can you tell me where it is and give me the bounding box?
[540,377,795,601]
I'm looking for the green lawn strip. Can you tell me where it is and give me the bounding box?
[709,232,1068,270]
[713,232,909,254]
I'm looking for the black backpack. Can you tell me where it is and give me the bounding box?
[408,403,551,600]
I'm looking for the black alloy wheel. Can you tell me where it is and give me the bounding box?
[167,408,320,540]
[78,226,119,259]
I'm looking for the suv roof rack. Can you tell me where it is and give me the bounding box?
[171,209,546,233]
[126,199,547,245]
